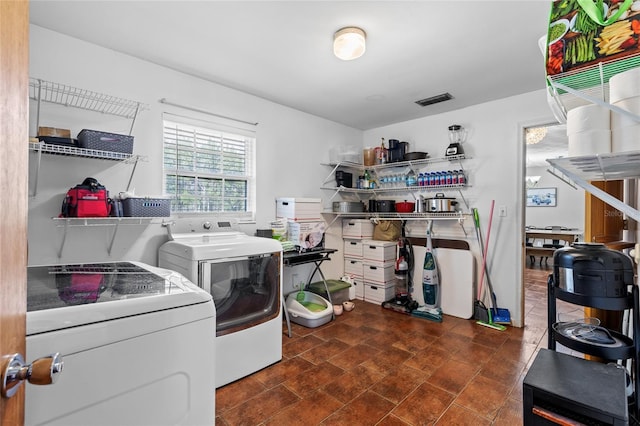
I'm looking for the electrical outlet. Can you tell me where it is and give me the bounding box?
[498,205,507,217]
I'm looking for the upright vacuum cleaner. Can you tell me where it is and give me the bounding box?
[412,220,443,322]
[382,221,418,314]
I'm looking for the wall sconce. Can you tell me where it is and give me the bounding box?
[333,27,366,61]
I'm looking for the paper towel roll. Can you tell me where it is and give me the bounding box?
[610,67,640,103]
[612,124,640,153]
[568,129,611,157]
[567,104,610,134]
[612,96,640,129]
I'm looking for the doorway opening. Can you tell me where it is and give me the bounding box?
[522,122,585,326]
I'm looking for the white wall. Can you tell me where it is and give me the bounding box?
[28,25,359,284]
[525,165,585,231]
[364,91,560,327]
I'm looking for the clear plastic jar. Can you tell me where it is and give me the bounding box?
[405,169,417,187]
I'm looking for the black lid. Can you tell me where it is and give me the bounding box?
[554,243,634,272]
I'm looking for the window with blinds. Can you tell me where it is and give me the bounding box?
[163,118,255,216]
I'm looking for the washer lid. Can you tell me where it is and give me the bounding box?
[160,232,283,259]
[27,261,213,335]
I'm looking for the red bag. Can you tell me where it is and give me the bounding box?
[60,177,111,217]
[58,273,106,304]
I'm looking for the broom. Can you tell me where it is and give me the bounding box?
[473,206,511,325]
[475,201,506,331]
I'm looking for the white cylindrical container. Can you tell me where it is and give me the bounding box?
[567,104,611,156]
[568,130,611,157]
[567,104,610,134]
[609,70,640,153]
[610,67,640,104]
[611,94,640,152]
[612,97,640,129]
[612,123,640,153]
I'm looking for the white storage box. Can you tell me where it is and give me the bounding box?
[363,262,395,284]
[276,198,322,221]
[344,258,364,278]
[362,240,396,265]
[344,239,364,258]
[352,276,364,300]
[287,220,325,251]
[342,219,374,239]
[364,281,395,304]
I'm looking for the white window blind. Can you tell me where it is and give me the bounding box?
[163,117,255,217]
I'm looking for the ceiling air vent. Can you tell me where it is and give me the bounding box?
[415,93,453,107]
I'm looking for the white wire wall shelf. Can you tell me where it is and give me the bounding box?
[547,54,640,122]
[29,142,146,197]
[547,151,640,223]
[29,78,147,124]
[29,141,141,161]
[52,217,160,258]
[29,78,148,138]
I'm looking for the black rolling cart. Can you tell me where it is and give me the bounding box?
[525,243,639,425]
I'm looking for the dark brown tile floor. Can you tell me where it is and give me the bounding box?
[216,262,582,425]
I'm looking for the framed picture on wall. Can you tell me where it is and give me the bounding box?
[526,187,557,207]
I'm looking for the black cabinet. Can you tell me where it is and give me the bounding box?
[545,272,639,422]
[524,349,629,425]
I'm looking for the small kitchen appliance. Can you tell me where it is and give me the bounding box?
[551,242,633,298]
[425,193,458,212]
[387,139,403,162]
[335,170,353,188]
[445,124,466,157]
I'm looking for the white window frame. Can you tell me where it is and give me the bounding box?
[162,113,256,221]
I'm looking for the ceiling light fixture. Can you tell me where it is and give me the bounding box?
[526,126,548,145]
[333,27,366,61]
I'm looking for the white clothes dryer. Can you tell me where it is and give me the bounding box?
[158,219,283,388]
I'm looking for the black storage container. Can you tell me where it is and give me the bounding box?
[77,129,134,154]
[553,243,634,298]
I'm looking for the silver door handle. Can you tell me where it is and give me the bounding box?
[1,353,64,398]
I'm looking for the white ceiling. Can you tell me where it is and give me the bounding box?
[29,0,554,131]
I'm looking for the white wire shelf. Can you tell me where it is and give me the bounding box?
[29,78,146,119]
[321,211,466,220]
[52,217,161,258]
[547,151,640,223]
[547,54,640,116]
[547,151,640,182]
[29,141,144,162]
[321,154,467,171]
[321,184,468,194]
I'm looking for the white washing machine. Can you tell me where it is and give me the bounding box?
[158,219,283,388]
[25,261,216,426]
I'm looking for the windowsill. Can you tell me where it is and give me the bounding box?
[170,212,256,224]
